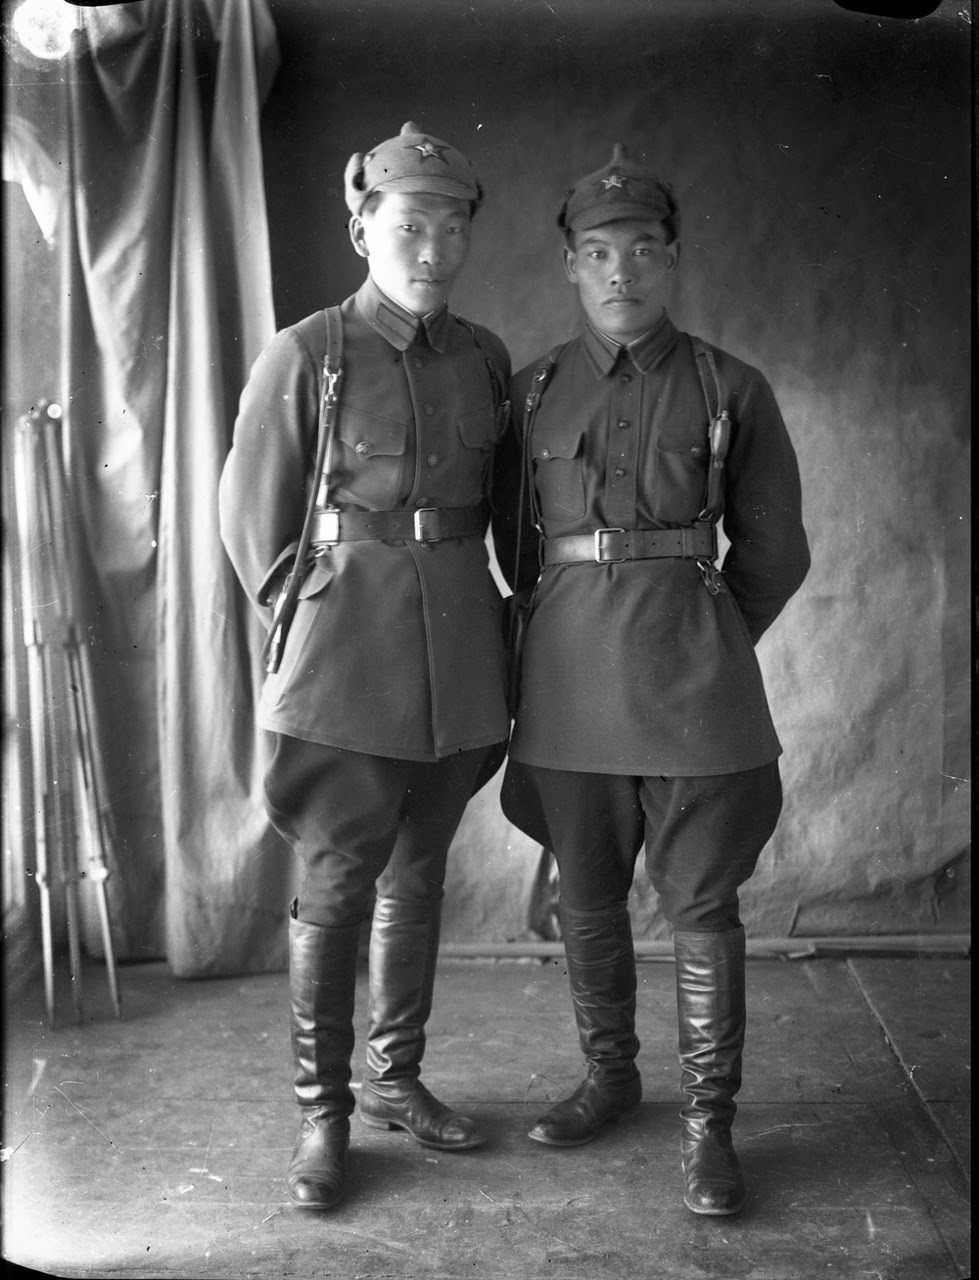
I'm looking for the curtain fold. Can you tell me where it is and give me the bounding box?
[53,0,290,973]
[156,0,295,976]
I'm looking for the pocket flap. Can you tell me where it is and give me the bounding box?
[457,402,497,449]
[338,407,408,458]
[533,428,584,461]
[297,561,334,599]
[656,421,710,456]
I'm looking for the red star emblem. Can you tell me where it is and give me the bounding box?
[410,138,450,163]
[601,171,629,191]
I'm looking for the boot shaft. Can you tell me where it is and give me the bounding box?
[365,896,442,1082]
[289,908,361,1115]
[673,926,746,1134]
[560,901,640,1077]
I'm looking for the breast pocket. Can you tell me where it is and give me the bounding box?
[335,407,408,507]
[532,427,586,520]
[652,430,709,525]
[453,402,497,506]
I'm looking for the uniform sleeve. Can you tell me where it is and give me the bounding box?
[490,366,541,595]
[218,328,320,617]
[720,367,810,643]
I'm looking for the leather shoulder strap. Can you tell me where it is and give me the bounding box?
[690,334,724,421]
[520,342,567,537]
[314,306,344,507]
[689,335,731,525]
[324,305,343,380]
[456,316,507,413]
[260,307,344,671]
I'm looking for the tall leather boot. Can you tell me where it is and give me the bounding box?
[528,901,642,1146]
[674,926,747,1215]
[286,906,360,1209]
[358,895,485,1150]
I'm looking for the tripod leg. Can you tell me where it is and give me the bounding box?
[37,832,57,1028]
[36,426,86,1025]
[93,877,121,1017]
[67,622,122,1018]
[43,598,85,1025]
[27,615,58,1027]
[64,868,84,1024]
[14,424,58,1027]
[46,413,124,1020]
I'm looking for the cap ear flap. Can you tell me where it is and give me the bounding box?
[556,188,575,232]
[472,178,485,211]
[343,151,368,215]
[345,152,366,192]
[660,180,680,242]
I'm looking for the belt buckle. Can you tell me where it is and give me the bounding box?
[413,507,442,545]
[594,527,625,563]
[316,507,341,546]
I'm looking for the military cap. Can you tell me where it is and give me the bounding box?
[344,121,483,216]
[558,143,676,236]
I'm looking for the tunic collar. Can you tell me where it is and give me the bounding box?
[582,309,678,377]
[355,276,450,352]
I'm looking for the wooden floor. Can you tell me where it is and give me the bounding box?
[2,952,970,1280]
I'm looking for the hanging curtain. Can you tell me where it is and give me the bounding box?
[155,0,294,976]
[11,0,289,974]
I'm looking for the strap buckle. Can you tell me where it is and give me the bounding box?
[323,367,342,406]
[697,559,724,595]
[413,507,443,545]
[594,527,626,563]
[314,507,341,546]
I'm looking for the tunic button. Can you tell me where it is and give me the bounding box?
[427,453,440,467]
[413,356,425,368]
[619,373,632,383]
[617,419,631,430]
[540,447,551,459]
[614,467,627,478]
[690,446,706,456]
[423,403,435,415]
[355,441,372,457]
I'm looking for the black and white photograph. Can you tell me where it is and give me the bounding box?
[1,0,970,1277]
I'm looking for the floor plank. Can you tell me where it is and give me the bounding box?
[2,956,970,1280]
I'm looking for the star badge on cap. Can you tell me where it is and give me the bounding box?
[345,122,483,215]
[410,138,450,163]
[558,143,675,235]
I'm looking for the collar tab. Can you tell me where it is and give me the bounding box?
[357,277,449,352]
[582,311,677,376]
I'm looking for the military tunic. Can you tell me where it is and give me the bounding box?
[219,276,511,762]
[496,312,809,778]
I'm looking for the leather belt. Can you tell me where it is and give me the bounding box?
[543,525,717,566]
[311,505,485,548]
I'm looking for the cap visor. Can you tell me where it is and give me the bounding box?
[571,200,671,231]
[374,175,478,202]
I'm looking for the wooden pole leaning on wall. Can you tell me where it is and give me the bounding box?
[12,401,121,1028]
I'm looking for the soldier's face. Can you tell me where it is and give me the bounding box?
[350,192,473,316]
[564,219,679,342]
